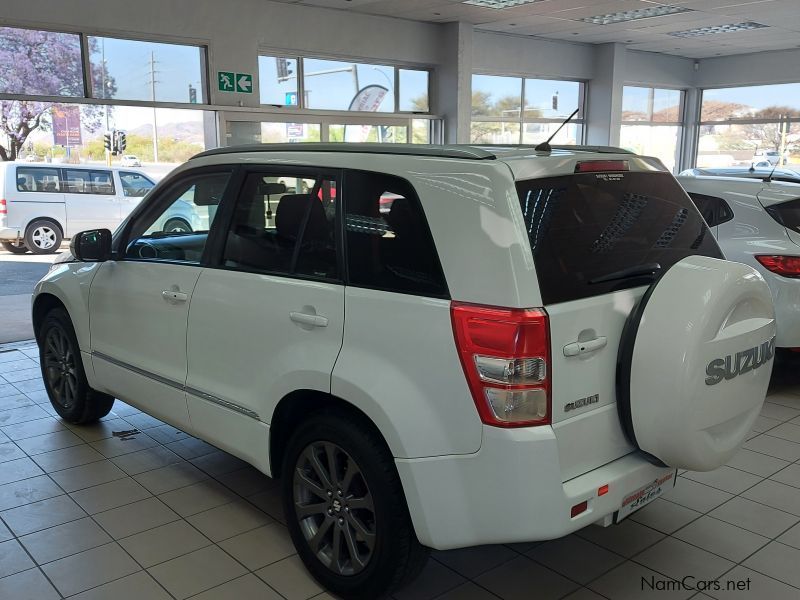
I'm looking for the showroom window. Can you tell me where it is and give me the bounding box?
[620,86,684,173]
[698,83,800,169]
[0,27,84,97]
[470,74,585,145]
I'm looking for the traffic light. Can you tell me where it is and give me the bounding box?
[189,84,197,103]
[276,57,293,81]
[103,132,112,152]
[116,131,127,153]
[552,93,559,111]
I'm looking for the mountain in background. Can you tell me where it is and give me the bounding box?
[127,120,205,143]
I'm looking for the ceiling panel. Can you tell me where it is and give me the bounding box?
[292,0,800,58]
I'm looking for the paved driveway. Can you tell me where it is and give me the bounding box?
[0,250,61,343]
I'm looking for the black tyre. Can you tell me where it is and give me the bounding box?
[282,411,428,600]
[38,308,114,424]
[25,219,63,254]
[1,240,28,254]
[163,218,192,233]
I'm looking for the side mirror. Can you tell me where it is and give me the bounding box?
[71,229,112,262]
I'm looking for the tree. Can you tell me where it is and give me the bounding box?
[0,28,114,160]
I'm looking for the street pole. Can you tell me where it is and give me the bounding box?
[150,51,159,163]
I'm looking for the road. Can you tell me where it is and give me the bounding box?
[0,249,61,343]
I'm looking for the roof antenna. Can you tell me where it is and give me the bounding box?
[765,156,779,183]
[534,108,580,153]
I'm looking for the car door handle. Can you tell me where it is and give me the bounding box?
[162,290,188,303]
[563,336,607,357]
[290,312,328,328]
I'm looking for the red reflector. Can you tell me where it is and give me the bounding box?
[571,501,588,518]
[755,255,800,278]
[0,199,6,215]
[598,484,609,497]
[575,160,629,173]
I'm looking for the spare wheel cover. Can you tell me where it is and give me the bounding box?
[617,255,776,472]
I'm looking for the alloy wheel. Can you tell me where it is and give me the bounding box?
[293,441,376,576]
[31,226,57,250]
[42,325,77,409]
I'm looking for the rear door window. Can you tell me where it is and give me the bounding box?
[517,171,723,305]
[765,198,800,234]
[120,172,155,197]
[687,192,734,227]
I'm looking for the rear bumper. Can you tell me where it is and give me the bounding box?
[768,274,800,347]
[0,227,21,240]
[396,425,674,550]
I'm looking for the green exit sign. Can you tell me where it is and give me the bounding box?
[218,71,253,93]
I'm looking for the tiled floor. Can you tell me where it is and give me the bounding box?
[1,338,800,600]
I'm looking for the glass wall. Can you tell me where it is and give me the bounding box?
[620,86,684,172]
[698,83,800,170]
[470,74,585,145]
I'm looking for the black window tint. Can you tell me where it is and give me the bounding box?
[222,173,338,280]
[16,167,60,192]
[688,192,733,227]
[766,198,800,234]
[517,172,723,305]
[120,172,155,197]
[344,171,447,297]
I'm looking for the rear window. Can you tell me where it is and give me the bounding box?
[766,198,800,234]
[517,171,723,305]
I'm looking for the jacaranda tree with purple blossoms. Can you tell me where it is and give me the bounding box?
[0,27,115,161]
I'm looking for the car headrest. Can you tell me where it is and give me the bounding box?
[275,194,328,242]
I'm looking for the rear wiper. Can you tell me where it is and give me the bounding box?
[589,263,661,285]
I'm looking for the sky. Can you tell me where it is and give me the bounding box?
[471,74,582,118]
[702,83,800,112]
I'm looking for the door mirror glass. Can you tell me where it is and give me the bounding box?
[71,229,112,262]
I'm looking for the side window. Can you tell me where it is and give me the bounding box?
[16,167,61,192]
[90,171,115,195]
[344,171,447,297]
[222,172,338,280]
[688,193,733,227]
[63,170,114,194]
[125,172,231,263]
[120,172,155,197]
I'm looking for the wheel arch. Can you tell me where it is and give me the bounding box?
[32,292,68,343]
[26,216,65,236]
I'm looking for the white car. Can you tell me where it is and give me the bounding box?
[0,163,155,254]
[33,144,775,599]
[678,174,800,348]
[752,149,784,166]
[120,155,141,167]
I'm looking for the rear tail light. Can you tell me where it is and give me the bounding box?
[0,199,6,215]
[755,255,800,278]
[575,160,629,173]
[451,302,551,427]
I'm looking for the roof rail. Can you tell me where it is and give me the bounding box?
[192,143,497,161]
[549,145,634,154]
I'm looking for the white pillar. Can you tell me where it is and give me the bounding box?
[586,43,627,147]
[437,22,474,144]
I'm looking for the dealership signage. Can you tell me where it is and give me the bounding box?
[52,105,82,147]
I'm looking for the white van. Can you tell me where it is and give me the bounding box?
[0,162,155,254]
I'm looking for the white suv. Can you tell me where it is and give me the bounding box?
[33,144,776,599]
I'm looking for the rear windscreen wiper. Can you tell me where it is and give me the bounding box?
[589,263,661,285]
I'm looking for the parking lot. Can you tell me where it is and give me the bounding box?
[0,249,59,343]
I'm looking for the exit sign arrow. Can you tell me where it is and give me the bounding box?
[236,73,253,93]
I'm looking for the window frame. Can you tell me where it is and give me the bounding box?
[206,164,344,284]
[620,85,686,173]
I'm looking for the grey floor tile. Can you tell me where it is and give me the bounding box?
[743,541,800,589]
[164,437,218,460]
[247,485,285,523]
[561,589,608,600]
[433,544,518,578]
[771,463,800,488]
[147,545,248,600]
[590,560,694,600]
[41,541,140,597]
[67,417,135,442]
[680,466,762,495]
[474,555,578,600]
[122,412,164,431]
[727,448,790,477]
[0,567,60,600]
[90,432,159,458]
[752,414,783,433]
[186,499,273,542]
[14,429,83,455]
[0,456,43,486]
[0,404,49,427]
[110,445,182,476]
[19,516,112,564]
[760,402,800,422]
[93,496,180,539]
[119,519,211,567]
[190,450,249,477]
[0,393,35,411]
[395,560,466,600]
[672,515,770,562]
[528,534,625,585]
[31,443,105,473]
[0,439,27,464]
[768,422,800,443]
[48,458,127,492]
[710,496,800,538]
[777,520,800,550]
[70,476,151,514]
[218,522,295,571]
[743,434,800,461]
[134,461,209,495]
[634,537,734,582]
[577,519,665,558]
[12,378,45,394]
[254,555,323,600]
[158,479,238,517]
[1,493,86,536]
[0,538,36,577]
[143,424,191,445]
[68,571,172,600]
[706,565,800,600]
[629,498,702,534]
[1,417,65,441]
[0,357,37,374]
[742,479,800,516]
[662,478,733,513]
[428,581,500,600]
[216,466,272,497]
[0,475,63,511]
[4,367,43,383]
[0,519,11,542]
[0,351,30,365]
[193,573,284,600]
[108,401,141,418]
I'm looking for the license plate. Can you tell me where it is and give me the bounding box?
[615,470,676,522]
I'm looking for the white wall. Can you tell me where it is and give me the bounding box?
[624,51,694,89]
[696,48,800,89]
